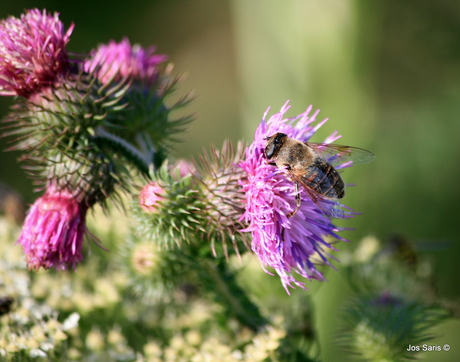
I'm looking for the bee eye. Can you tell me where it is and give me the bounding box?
[265,143,275,159]
[273,133,286,145]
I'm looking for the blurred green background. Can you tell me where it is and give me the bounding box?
[1,1,459,360]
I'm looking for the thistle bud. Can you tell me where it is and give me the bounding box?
[17,184,88,270]
[139,182,166,213]
[339,293,449,361]
[84,38,192,163]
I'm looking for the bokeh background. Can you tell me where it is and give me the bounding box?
[1,1,459,360]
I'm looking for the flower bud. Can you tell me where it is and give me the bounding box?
[139,182,165,213]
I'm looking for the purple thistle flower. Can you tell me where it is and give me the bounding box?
[17,184,88,270]
[84,38,168,85]
[0,9,74,98]
[239,101,351,293]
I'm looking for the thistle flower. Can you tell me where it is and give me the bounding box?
[83,38,191,163]
[0,9,73,98]
[239,101,351,293]
[84,38,167,85]
[17,184,88,270]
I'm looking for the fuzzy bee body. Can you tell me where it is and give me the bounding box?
[264,132,374,218]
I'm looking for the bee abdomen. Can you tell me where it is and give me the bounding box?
[303,160,344,199]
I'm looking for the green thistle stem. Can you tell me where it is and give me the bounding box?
[94,127,151,177]
[198,257,268,332]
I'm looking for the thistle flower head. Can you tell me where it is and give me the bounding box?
[135,143,248,258]
[0,9,74,97]
[17,183,88,270]
[196,141,249,257]
[84,38,168,85]
[239,101,350,293]
[83,38,191,161]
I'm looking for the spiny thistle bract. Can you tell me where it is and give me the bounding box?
[195,140,249,257]
[4,72,137,207]
[119,232,199,300]
[134,141,249,258]
[134,166,203,248]
[85,38,194,168]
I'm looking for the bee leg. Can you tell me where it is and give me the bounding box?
[287,182,301,218]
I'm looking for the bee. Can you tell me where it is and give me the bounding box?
[264,132,375,218]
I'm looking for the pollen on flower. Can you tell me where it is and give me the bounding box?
[0,9,74,97]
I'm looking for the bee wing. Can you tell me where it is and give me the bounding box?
[306,143,375,168]
[302,186,345,218]
[286,168,345,218]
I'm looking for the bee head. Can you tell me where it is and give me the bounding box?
[264,133,287,159]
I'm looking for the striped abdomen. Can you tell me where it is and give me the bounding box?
[301,159,345,199]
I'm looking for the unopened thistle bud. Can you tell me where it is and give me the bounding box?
[139,182,166,213]
[6,73,137,207]
[135,165,204,248]
[119,234,195,299]
[339,293,449,361]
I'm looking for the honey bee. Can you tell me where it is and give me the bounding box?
[264,132,375,218]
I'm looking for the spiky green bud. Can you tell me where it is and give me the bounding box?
[4,71,146,206]
[339,293,449,361]
[119,232,197,300]
[134,165,205,247]
[134,141,248,257]
[194,140,249,257]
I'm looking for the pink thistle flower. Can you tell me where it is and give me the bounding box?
[0,9,74,98]
[17,185,88,270]
[139,182,165,213]
[84,38,168,85]
[239,101,351,293]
